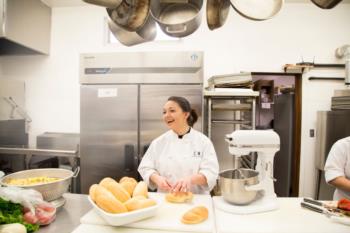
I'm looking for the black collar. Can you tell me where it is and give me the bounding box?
[178,127,191,139]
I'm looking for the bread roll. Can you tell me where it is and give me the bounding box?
[120,181,137,196]
[101,180,131,203]
[94,184,115,199]
[96,193,128,214]
[99,177,116,187]
[133,181,148,198]
[89,184,99,202]
[165,192,193,203]
[120,176,137,185]
[124,196,157,211]
[181,206,208,224]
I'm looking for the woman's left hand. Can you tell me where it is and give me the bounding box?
[172,176,192,193]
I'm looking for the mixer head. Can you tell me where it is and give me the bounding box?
[225,130,280,157]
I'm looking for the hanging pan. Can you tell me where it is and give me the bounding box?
[230,0,284,21]
[311,0,342,9]
[107,13,156,46]
[206,0,231,30]
[107,0,150,31]
[83,0,123,8]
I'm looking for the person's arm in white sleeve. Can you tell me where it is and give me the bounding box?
[198,139,219,191]
[324,141,350,193]
[138,142,158,190]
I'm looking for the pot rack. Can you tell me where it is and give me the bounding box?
[82,0,345,46]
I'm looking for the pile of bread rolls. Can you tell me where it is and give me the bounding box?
[89,177,156,214]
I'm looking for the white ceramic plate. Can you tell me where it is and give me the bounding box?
[88,196,160,226]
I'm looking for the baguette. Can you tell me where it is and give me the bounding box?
[120,176,137,185]
[96,193,128,214]
[94,184,115,199]
[124,196,156,211]
[89,184,99,202]
[181,206,208,224]
[165,192,193,203]
[133,181,148,198]
[101,180,131,203]
[120,181,137,196]
[99,177,116,186]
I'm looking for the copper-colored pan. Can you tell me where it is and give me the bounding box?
[107,0,150,32]
[311,0,342,9]
[206,0,231,30]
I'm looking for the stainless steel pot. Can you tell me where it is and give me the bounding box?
[207,0,230,31]
[107,0,151,32]
[311,0,342,9]
[150,0,203,38]
[230,0,284,21]
[219,168,259,205]
[107,13,156,46]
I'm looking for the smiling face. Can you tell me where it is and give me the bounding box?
[162,100,189,133]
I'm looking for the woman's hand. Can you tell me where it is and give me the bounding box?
[150,173,172,192]
[172,176,192,193]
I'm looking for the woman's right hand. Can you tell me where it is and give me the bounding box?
[151,173,172,192]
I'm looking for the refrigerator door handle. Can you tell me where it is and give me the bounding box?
[124,144,135,172]
[141,144,150,160]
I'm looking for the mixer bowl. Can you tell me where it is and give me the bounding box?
[219,168,259,205]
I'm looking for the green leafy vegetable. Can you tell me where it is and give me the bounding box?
[0,197,39,232]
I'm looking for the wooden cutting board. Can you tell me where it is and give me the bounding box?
[80,192,215,233]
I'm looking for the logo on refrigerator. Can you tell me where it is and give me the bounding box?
[190,53,198,61]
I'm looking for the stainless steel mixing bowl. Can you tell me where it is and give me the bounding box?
[219,168,259,205]
[0,167,79,201]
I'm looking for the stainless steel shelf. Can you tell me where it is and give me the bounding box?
[0,147,79,170]
[211,120,251,124]
[0,147,78,158]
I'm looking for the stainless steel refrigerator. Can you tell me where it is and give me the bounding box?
[79,51,203,194]
[315,110,350,199]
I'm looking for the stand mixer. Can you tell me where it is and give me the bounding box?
[214,130,280,214]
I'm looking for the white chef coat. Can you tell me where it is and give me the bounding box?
[138,128,219,194]
[324,136,350,200]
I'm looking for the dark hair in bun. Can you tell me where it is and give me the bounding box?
[167,96,198,127]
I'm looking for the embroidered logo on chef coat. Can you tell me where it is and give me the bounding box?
[193,151,203,158]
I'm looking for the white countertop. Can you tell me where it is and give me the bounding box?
[70,194,350,233]
[213,197,350,233]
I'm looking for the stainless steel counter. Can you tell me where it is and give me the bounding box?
[0,147,78,169]
[38,193,91,233]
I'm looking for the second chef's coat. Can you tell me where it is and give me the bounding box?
[138,128,219,194]
[324,136,350,200]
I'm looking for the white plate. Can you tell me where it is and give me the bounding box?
[88,196,160,226]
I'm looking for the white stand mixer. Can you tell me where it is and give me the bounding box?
[214,130,280,214]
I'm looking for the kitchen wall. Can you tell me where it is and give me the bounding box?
[0,3,349,197]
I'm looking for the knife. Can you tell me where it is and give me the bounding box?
[303,198,323,207]
[301,202,350,226]
[300,202,324,213]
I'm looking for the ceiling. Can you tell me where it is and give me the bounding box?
[41,0,350,7]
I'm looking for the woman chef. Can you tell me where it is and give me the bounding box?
[324,136,350,200]
[138,96,219,194]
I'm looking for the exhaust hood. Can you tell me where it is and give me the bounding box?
[0,0,51,55]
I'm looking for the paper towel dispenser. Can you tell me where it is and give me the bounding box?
[0,0,51,55]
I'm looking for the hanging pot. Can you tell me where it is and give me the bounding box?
[82,0,123,8]
[311,0,342,9]
[107,0,151,32]
[207,0,230,31]
[150,0,203,38]
[107,12,156,46]
[230,0,284,21]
